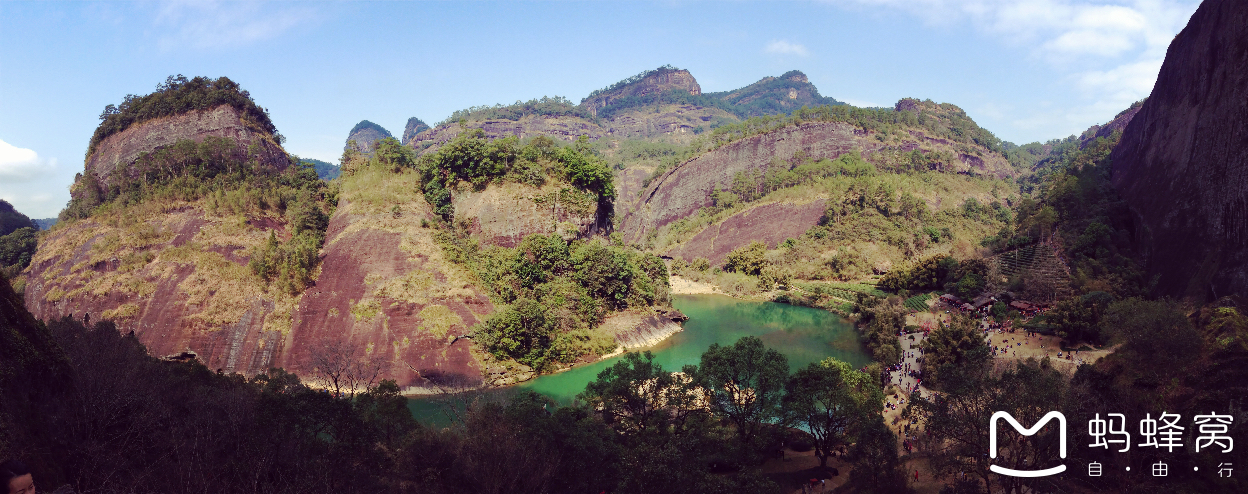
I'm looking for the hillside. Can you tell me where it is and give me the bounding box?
[22,78,336,379]
[1110,0,1248,301]
[616,101,1018,279]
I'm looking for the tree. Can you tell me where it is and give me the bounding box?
[847,416,909,493]
[724,241,768,276]
[308,340,386,397]
[923,313,990,388]
[783,357,882,468]
[580,351,703,436]
[913,359,1066,494]
[696,336,789,452]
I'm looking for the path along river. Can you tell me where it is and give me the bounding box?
[409,294,871,423]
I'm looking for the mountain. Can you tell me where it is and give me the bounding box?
[400,117,430,145]
[616,99,1017,270]
[32,218,57,231]
[344,120,393,155]
[0,200,36,236]
[703,70,843,117]
[22,77,330,379]
[1110,0,1248,301]
[580,65,702,117]
[301,158,340,180]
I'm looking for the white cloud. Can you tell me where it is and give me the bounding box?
[821,0,1199,138]
[0,139,57,182]
[765,40,810,57]
[155,0,316,51]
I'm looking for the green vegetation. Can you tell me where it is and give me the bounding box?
[879,254,989,300]
[301,158,340,180]
[416,131,613,221]
[61,135,334,297]
[0,227,37,281]
[0,199,36,236]
[783,357,882,468]
[348,120,392,138]
[445,231,668,370]
[89,75,279,158]
[921,312,990,388]
[437,96,591,126]
[854,295,906,365]
[0,200,38,280]
[703,100,1005,157]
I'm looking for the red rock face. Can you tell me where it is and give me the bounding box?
[284,209,493,389]
[1110,0,1248,300]
[83,105,287,190]
[667,200,828,265]
[615,122,862,244]
[22,209,291,377]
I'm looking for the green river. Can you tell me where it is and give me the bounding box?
[409,294,870,423]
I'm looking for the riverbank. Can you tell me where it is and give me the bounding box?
[670,275,721,294]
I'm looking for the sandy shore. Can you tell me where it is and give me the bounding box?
[670,275,721,294]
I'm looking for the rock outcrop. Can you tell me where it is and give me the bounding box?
[345,120,393,155]
[580,67,702,116]
[1110,0,1248,300]
[406,115,604,155]
[401,117,431,146]
[82,105,287,191]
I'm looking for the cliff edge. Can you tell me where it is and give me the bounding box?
[1110,0,1248,300]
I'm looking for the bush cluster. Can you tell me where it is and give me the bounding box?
[415,131,613,221]
[453,232,669,370]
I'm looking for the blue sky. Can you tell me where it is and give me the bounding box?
[0,0,1200,218]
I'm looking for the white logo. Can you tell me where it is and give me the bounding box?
[990,411,1067,477]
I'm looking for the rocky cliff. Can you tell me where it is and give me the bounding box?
[345,120,393,155]
[401,117,430,146]
[82,105,287,191]
[1110,0,1248,300]
[580,66,702,116]
[285,166,493,390]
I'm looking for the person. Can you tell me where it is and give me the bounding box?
[1,460,33,494]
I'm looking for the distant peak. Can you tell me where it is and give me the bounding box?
[349,120,392,138]
[780,70,808,83]
[580,65,701,114]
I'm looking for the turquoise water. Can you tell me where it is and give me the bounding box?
[409,294,869,422]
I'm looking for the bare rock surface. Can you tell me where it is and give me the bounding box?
[287,195,493,390]
[1110,0,1248,300]
[22,208,292,377]
[667,200,828,265]
[452,182,600,248]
